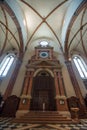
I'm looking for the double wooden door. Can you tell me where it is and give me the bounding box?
[30,74,56,111]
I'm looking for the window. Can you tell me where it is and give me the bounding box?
[73,56,87,79]
[0,54,15,77]
[40,41,48,47]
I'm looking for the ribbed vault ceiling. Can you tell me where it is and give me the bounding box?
[0,0,87,59]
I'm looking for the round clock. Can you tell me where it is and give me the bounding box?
[39,52,48,58]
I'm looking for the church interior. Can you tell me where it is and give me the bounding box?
[0,0,87,129]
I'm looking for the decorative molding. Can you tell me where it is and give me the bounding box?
[20,95,32,99]
[55,95,66,99]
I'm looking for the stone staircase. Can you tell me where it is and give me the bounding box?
[12,111,76,124]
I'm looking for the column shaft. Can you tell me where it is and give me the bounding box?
[54,71,60,96]
[58,71,65,96]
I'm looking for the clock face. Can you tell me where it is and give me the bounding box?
[39,52,49,58]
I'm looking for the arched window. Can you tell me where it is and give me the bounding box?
[73,56,87,79]
[0,54,15,77]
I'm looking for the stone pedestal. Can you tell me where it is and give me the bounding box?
[18,95,31,110]
[55,95,69,111]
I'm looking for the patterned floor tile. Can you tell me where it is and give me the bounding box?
[0,117,87,130]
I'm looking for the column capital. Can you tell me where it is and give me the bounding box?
[20,94,32,99]
[55,95,66,99]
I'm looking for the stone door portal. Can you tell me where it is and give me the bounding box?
[30,71,56,111]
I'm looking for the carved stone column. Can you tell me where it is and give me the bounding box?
[22,73,30,95]
[58,70,68,111]
[65,60,86,112]
[54,70,60,110]
[58,71,65,96]
[54,70,60,95]
[17,69,34,117]
[27,71,34,110]
[54,69,69,112]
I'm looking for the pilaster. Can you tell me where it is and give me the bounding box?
[18,69,34,111]
[53,69,69,111]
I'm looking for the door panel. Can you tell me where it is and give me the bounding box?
[39,91,49,111]
[30,74,56,111]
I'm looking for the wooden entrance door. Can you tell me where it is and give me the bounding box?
[30,72,56,111]
[39,91,49,111]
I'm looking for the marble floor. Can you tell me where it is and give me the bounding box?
[0,117,87,130]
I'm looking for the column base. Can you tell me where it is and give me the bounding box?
[55,95,69,111]
[18,95,31,110]
[58,111,71,119]
[16,110,29,118]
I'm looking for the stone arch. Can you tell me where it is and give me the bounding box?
[33,68,54,77]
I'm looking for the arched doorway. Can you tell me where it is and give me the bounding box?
[30,71,56,111]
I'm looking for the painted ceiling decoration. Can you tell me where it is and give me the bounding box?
[0,0,87,59]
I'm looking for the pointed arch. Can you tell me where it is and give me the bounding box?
[0,54,15,77]
[73,55,87,79]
